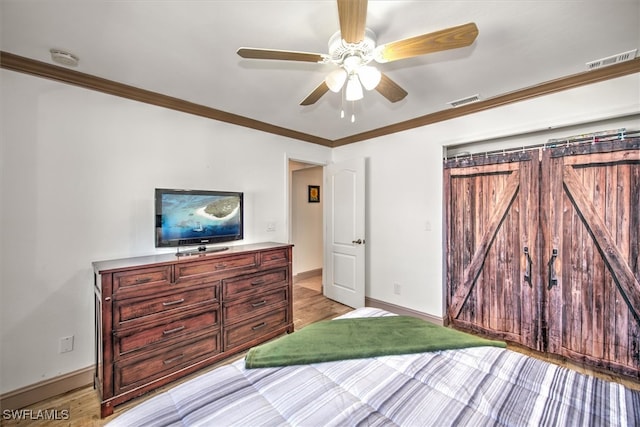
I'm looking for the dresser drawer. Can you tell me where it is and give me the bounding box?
[114,332,220,395]
[259,248,289,268]
[114,308,220,358]
[113,266,173,298]
[114,286,219,328]
[175,253,257,283]
[223,288,288,323]
[224,307,288,351]
[222,268,288,299]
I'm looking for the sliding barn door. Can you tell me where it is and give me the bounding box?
[444,153,541,350]
[541,140,640,377]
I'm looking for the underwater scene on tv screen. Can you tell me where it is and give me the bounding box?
[161,193,241,240]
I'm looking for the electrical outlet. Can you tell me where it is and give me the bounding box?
[59,336,74,353]
[393,283,401,295]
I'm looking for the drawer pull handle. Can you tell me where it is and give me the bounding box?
[251,300,267,308]
[163,354,184,365]
[135,277,152,284]
[252,322,267,330]
[215,263,227,269]
[251,279,265,286]
[162,298,185,307]
[162,325,185,335]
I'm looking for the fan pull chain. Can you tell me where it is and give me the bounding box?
[339,89,356,123]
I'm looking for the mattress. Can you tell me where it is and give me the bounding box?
[106,307,640,426]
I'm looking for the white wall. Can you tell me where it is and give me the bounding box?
[0,70,331,394]
[291,166,323,276]
[332,73,640,319]
[1,67,638,395]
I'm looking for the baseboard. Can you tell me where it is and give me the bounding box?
[293,268,322,283]
[0,366,94,411]
[0,298,435,411]
[365,297,444,325]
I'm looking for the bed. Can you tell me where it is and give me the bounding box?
[106,308,640,426]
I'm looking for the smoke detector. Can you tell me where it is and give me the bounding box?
[50,49,79,67]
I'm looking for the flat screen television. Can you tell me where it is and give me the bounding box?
[155,188,243,254]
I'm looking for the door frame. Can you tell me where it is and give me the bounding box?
[285,153,328,278]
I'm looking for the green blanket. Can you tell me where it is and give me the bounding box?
[245,315,506,368]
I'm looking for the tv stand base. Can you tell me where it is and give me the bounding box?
[176,246,229,257]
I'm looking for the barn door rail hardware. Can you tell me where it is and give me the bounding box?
[443,128,639,167]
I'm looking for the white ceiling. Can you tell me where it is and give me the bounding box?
[2,1,639,142]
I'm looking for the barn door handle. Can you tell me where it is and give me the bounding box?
[523,247,532,287]
[547,249,558,290]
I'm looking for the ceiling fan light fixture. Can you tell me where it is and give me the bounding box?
[345,74,364,101]
[357,65,381,90]
[325,68,348,92]
[237,3,480,110]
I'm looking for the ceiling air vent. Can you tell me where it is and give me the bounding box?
[447,94,481,108]
[586,49,637,70]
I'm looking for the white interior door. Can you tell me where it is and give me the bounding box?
[323,158,365,308]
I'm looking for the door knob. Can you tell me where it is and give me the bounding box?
[352,239,365,245]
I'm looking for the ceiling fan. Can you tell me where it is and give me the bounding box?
[237,0,479,106]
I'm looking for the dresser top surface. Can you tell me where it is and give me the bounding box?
[93,242,292,273]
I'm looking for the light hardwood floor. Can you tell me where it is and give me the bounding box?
[1,275,351,427]
[2,276,638,426]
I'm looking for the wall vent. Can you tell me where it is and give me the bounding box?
[586,49,637,70]
[447,94,481,108]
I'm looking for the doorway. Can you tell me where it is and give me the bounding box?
[289,160,324,282]
[287,156,366,309]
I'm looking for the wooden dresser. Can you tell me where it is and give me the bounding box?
[93,242,293,417]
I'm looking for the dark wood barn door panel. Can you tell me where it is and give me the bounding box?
[444,153,541,350]
[541,141,640,377]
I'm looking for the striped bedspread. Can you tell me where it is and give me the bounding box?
[107,308,640,426]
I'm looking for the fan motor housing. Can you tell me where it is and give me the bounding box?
[328,28,377,65]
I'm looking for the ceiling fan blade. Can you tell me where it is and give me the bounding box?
[237,48,326,63]
[375,73,408,103]
[377,22,479,63]
[337,0,368,44]
[300,81,330,106]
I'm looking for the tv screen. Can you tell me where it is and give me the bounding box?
[155,188,244,248]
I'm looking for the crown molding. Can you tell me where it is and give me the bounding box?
[2,51,638,148]
[0,51,333,147]
[332,58,640,147]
